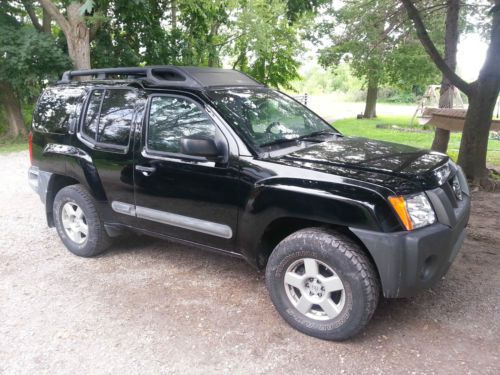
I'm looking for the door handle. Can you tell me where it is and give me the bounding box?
[135,165,156,176]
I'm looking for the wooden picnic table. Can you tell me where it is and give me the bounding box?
[419,108,500,131]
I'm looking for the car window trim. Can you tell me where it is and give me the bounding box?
[143,93,229,163]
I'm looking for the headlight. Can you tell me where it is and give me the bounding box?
[388,193,436,231]
[433,162,451,185]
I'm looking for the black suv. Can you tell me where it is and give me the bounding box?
[28,66,470,340]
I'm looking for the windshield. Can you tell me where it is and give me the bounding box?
[207,88,338,150]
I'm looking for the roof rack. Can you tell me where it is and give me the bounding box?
[59,66,264,89]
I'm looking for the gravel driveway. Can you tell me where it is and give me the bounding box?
[1,151,499,375]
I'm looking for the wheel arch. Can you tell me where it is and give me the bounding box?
[254,216,381,285]
[45,174,80,227]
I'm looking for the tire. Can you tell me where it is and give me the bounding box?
[53,184,112,257]
[265,228,380,341]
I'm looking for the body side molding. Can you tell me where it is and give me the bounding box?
[111,201,233,239]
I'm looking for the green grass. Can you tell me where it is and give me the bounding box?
[0,139,28,154]
[332,116,500,166]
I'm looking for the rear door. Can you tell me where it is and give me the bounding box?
[72,87,145,226]
[132,93,240,252]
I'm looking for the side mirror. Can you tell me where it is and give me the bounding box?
[180,135,222,160]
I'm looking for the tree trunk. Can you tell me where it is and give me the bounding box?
[458,80,500,184]
[207,23,220,67]
[431,0,460,153]
[39,1,91,70]
[66,3,91,70]
[171,0,177,30]
[457,2,500,184]
[42,8,52,33]
[363,76,378,118]
[0,82,26,138]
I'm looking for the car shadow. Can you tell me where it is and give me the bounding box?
[97,232,473,344]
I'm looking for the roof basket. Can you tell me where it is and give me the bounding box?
[59,66,202,88]
[59,66,264,89]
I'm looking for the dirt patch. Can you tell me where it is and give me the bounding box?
[0,151,499,374]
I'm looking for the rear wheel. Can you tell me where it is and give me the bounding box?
[265,228,380,341]
[53,184,111,257]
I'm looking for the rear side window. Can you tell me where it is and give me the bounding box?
[33,87,86,134]
[83,90,103,140]
[82,89,138,147]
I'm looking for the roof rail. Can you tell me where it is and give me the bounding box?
[58,66,263,89]
[60,67,147,82]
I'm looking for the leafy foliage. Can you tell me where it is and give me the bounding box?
[0,11,70,101]
[230,0,302,88]
[89,0,304,88]
[317,0,442,91]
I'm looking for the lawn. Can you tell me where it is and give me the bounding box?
[332,116,500,166]
[0,140,27,154]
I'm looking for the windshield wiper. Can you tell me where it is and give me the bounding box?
[259,137,301,148]
[259,130,341,148]
[298,130,340,140]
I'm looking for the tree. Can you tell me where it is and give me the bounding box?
[0,8,70,137]
[178,0,233,67]
[231,0,303,88]
[90,0,236,68]
[317,0,441,118]
[90,0,171,67]
[22,0,52,33]
[402,0,500,185]
[431,0,461,153]
[39,0,94,69]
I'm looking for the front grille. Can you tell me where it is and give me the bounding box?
[426,166,469,227]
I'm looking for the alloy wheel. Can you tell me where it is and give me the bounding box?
[61,201,88,244]
[284,258,346,320]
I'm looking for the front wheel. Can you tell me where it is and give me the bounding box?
[265,228,380,341]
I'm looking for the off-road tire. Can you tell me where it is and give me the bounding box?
[53,184,112,257]
[265,228,380,341]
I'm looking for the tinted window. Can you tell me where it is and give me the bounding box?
[98,90,137,146]
[83,90,103,140]
[147,96,216,154]
[207,88,335,149]
[33,87,86,134]
[82,89,137,147]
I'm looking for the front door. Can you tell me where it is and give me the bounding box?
[132,93,240,251]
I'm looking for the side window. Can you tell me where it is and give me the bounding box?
[98,90,137,146]
[147,96,216,154]
[83,90,103,140]
[82,89,137,147]
[33,87,86,134]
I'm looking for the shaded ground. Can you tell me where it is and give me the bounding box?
[1,151,499,374]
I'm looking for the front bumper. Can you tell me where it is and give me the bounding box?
[350,173,471,298]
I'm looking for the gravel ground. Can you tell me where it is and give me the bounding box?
[1,151,499,375]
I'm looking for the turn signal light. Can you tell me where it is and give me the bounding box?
[388,196,413,231]
[28,131,33,164]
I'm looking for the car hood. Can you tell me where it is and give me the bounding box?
[270,136,449,192]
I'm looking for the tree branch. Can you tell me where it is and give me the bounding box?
[22,0,43,32]
[400,0,472,96]
[39,0,71,35]
[42,8,52,33]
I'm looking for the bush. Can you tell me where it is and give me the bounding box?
[378,87,417,104]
